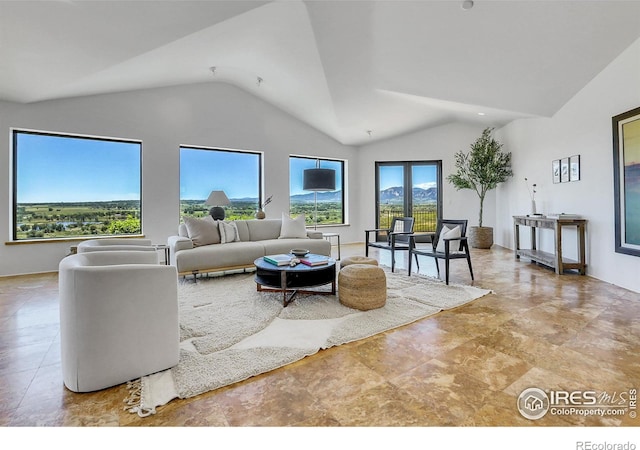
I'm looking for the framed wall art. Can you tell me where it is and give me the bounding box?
[569,155,580,181]
[560,157,569,183]
[552,160,560,184]
[612,106,640,257]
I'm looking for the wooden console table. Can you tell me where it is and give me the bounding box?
[513,216,587,275]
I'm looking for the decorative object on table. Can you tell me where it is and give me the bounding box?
[303,160,336,229]
[569,155,580,181]
[125,270,493,417]
[560,157,570,183]
[612,105,640,257]
[552,160,561,184]
[205,190,231,220]
[524,177,540,216]
[290,248,310,257]
[255,194,273,219]
[263,254,294,266]
[299,254,329,266]
[447,127,513,249]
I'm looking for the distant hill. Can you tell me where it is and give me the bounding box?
[290,191,342,203]
[380,186,437,204]
[186,186,436,205]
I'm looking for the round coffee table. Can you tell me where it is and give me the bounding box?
[254,255,336,307]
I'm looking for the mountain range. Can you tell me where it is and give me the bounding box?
[228,186,436,204]
[379,186,437,204]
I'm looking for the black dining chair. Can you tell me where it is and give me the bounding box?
[408,219,474,285]
[365,217,414,272]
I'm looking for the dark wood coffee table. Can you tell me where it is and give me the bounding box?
[254,255,336,306]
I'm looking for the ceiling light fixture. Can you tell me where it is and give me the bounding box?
[461,0,474,10]
[257,76,263,86]
[367,130,372,137]
[477,112,486,116]
[209,66,216,75]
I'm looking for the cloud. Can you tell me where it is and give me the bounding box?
[414,182,436,190]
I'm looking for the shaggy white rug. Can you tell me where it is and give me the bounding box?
[125,269,492,417]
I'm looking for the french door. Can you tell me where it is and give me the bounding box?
[375,161,442,236]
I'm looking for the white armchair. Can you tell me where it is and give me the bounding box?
[59,250,179,393]
[77,238,155,253]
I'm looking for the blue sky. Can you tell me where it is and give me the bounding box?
[16,133,141,203]
[180,147,261,200]
[16,134,344,203]
[379,164,438,190]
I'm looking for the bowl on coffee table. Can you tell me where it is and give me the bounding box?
[290,248,310,257]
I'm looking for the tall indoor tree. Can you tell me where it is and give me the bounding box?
[447,127,513,248]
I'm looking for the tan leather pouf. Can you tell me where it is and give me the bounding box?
[339,255,378,270]
[338,264,386,310]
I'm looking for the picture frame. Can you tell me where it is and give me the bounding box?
[560,157,569,183]
[552,160,560,184]
[612,106,640,257]
[569,155,580,181]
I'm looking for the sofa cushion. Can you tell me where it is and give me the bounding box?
[183,216,220,247]
[279,213,307,239]
[246,219,282,241]
[175,241,265,273]
[436,225,461,253]
[219,221,241,243]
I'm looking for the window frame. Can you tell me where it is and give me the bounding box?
[289,155,346,226]
[375,160,443,234]
[11,128,143,242]
[179,145,264,220]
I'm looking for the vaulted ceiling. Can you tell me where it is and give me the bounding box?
[2,0,640,145]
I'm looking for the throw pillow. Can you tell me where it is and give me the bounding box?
[436,225,461,253]
[279,213,307,239]
[182,216,220,247]
[219,221,241,244]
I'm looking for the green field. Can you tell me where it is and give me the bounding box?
[379,203,438,232]
[15,201,141,240]
[182,199,343,226]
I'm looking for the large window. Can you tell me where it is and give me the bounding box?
[376,161,442,234]
[180,146,262,220]
[12,130,142,241]
[289,156,345,226]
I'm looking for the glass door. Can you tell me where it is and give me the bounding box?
[376,161,441,238]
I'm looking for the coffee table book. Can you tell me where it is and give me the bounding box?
[299,254,329,266]
[264,254,293,266]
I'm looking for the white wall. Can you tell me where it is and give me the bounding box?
[0,82,358,277]
[495,37,640,293]
[356,122,489,231]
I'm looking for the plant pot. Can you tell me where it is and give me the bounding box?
[255,209,266,220]
[469,226,493,249]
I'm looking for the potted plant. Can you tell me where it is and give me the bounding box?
[446,127,513,249]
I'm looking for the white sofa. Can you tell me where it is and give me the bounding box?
[167,217,331,277]
[59,250,179,393]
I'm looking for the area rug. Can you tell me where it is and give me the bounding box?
[125,269,492,416]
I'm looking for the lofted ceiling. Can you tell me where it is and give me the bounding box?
[1,0,640,146]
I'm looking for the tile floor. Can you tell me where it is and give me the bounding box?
[0,243,639,429]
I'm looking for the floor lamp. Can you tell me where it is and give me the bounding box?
[303,163,336,230]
